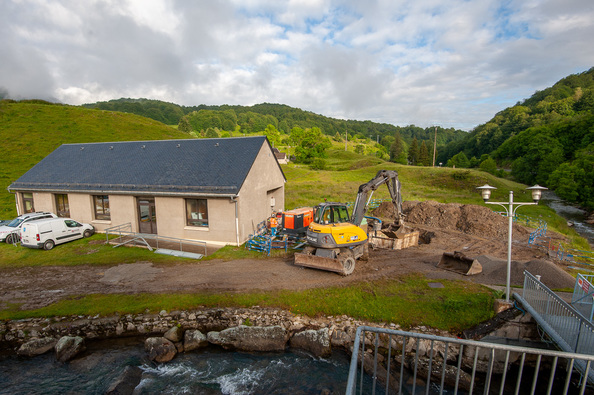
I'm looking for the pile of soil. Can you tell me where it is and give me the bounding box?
[373,200,531,240]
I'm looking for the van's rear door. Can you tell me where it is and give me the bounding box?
[21,223,40,247]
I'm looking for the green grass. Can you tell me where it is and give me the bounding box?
[0,101,189,218]
[0,234,183,268]
[0,274,496,332]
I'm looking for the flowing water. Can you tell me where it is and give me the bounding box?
[541,191,594,248]
[0,338,382,395]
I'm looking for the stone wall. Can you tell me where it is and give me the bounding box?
[0,307,449,352]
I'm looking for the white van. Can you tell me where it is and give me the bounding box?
[21,218,95,250]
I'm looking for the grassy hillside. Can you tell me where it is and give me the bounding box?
[0,101,189,218]
[0,100,585,249]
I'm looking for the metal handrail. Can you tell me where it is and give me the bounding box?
[572,274,594,321]
[346,325,594,395]
[519,271,594,354]
[104,222,207,257]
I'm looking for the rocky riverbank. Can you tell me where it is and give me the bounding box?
[0,306,540,392]
[1,306,437,354]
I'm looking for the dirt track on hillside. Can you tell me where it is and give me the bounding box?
[0,202,576,311]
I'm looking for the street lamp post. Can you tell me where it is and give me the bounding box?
[476,184,548,303]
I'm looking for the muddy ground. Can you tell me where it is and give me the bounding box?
[0,201,577,311]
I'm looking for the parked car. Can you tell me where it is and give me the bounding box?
[21,218,95,250]
[0,212,58,244]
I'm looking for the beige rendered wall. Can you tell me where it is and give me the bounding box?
[236,143,285,242]
[20,192,54,214]
[67,194,138,232]
[155,196,237,245]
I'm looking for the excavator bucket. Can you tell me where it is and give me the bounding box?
[437,251,482,276]
[369,222,419,250]
[294,252,351,275]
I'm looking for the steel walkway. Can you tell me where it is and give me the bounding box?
[514,271,594,383]
[104,222,207,259]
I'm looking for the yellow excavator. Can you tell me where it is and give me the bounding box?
[294,170,405,275]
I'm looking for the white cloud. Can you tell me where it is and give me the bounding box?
[0,0,593,130]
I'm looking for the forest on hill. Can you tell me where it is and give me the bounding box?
[439,68,594,210]
[82,99,467,161]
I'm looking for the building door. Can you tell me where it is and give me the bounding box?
[138,198,157,234]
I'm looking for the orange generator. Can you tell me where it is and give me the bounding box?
[282,207,314,235]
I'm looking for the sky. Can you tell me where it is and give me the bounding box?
[1,0,593,130]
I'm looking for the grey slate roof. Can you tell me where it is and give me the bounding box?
[9,136,284,196]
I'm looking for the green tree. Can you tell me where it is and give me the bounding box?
[479,156,498,174]
[355,144,365,155]
[447,151,470,168]
[205,128,219,138]
[547,163,581,201]
[178,116,192,133]
[408,137,419,165]
[389,132,407,164]
[418,141,430,166]
[290,127,331,163]
[549,143,594,209]
[511,134,564,185]
[263,124,281,147]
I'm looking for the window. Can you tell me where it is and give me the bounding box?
[22,193,34,213]
[55,194,70,217]
[94,195,110,220]
[315,205,350,225]
[186,198,208,227]
[64,220,80,228]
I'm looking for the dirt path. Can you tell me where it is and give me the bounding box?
[0,220,575,311]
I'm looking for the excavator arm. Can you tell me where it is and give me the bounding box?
[350,170,404,227]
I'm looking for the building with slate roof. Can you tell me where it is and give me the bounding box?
[8,136,286,246]
[272,148,288,164]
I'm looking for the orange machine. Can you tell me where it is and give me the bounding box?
[282,207,313,235]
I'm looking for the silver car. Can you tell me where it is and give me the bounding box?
[0,212,58,244]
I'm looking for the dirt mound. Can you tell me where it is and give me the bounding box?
[373,200,531,240]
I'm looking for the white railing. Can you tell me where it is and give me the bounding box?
[346,325,594,395]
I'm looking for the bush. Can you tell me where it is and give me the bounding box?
[309,158,327,170]
[452,171,471,180]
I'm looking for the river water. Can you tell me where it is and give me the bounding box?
[0,339,382,395]
[541,191,594,248]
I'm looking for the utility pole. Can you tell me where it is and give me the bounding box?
[432,126,437,167]
[345,131,348,151]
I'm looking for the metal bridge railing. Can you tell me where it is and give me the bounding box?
[518,271,594,355]
[346,325,594,395]
[572,274,594,322]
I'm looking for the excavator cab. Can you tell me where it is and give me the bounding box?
[313,203,350,225]
[306,202,368,250]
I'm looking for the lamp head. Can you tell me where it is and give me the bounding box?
[526,185,548,203]
[476,184,496,202]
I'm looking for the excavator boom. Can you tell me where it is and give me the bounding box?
[351,170,404,227]
[294,169,409,276]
